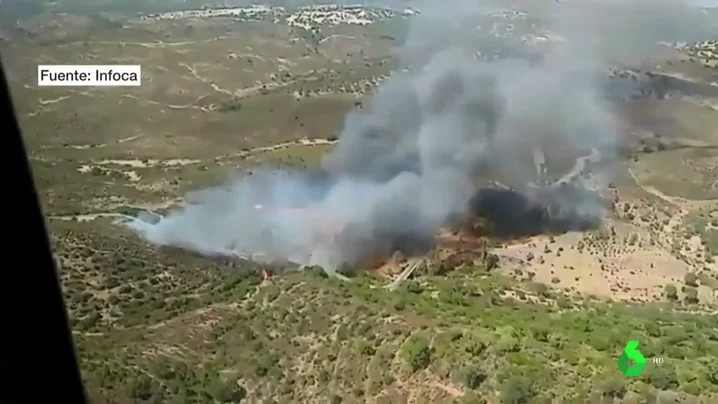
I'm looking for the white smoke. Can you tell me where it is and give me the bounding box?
[126,0,716,271]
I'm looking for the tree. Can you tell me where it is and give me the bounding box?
[401,335,432,372]
[664,284,678,301]
[684,273,699,287]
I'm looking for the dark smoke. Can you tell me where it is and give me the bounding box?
[126,0,716,272]
[468,184,605,238]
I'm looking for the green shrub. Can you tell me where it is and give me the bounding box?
[500,375,534,404]
[401,334,432,372]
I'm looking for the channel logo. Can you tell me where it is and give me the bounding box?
[617,340,647,376]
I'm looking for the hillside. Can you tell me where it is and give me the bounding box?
[3,1,718,403]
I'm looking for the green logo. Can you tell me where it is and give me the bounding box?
[617,340,647,376]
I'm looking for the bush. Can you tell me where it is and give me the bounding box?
[304,265,328,279]
[130,374,157,401]
[401,335,432,372]
[642,364,679,390]
[78,312,101,330]
[684,273,699,287]
[208,379,246,403]
[532,326,550,342]
[404,280,423,294]
[485,253,500,270]
[464,335,488,356]
[354,339,376,356]
[684,287,699,304]
[104,277,120,289]
[706,358,718,385]
[500,375,534,404]
[600,378,626,398]
[461,366,487,390]
[335,264,356,278]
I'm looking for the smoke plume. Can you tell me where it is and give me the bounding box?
[126,0,716,272]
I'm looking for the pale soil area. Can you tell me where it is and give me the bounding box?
[629,168,718,273]
[492,157,717,307]
[495,224,712,303]
[74,137,335,178]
